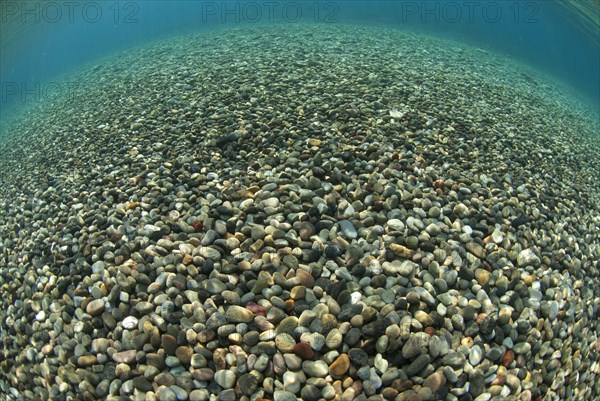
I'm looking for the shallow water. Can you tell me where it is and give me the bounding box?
[0,10,599,401]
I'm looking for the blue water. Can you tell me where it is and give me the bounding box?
[1,0,599,120]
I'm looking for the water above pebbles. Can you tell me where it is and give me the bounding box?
[0,24,599,401]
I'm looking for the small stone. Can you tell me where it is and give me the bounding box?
[466,242,485,258]
[238,373,258,395]
[390,244,414,259]
[283,371,302,394]
[498,307,512,325]
[402,335,423,360]
[423,371,446,393]
[189,389,207,401]
[404,354,431,376]
[159,388,177,401]
[214,370,236,389]
[122,316,138,329]
[77,355,97,367]
[301,385,321,401]
[517,249,540,267]
[329,353,350,376]
[275,333,296,353]
[86,299,105,316]
[348,348,369,367]
[513,342,531,354]
[135,301,154,314]
[293,341,314,360]
[307,138,321,147]
[162,334,177,355]
[225,305,254,323]
[486,347,504,362]
[469,345,483,366]
[470,371,485,397]
[132,376,153,392]
[302,360,328,377]
[299,221,316,240]
[339,220,357,239]
[112,350,137,364]
[387,219,405,231]
[502,350,515,367]
[274,390,298,401]
[474,269,490,286]
[176,346,193,365]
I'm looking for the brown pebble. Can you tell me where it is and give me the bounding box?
[176,346,193,365]
[392,379,413,392]
[245,302,266,317]
[329,354,350,377]
[423,371,446,393]
[382,387,399,399]
[162,334,177,355]
[293,341,314,360]
[77,355,97,367]
[502,349,515,367]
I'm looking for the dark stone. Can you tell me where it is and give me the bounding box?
[469,371,485,397]
[238,373,258,395]
[324,245,340,258]
[348,348,369,367]
[362,317,388,338]
[301,384,322,401]
[511,215,528,228]
[132,376,153,392]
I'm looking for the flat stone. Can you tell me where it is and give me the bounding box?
[469,345,483,366]
[423,371,446,393]
[302,360,328,377]
[404,354,431,376]
[86,299,105,316]
[274,390,297,401]
[238,372,258,395]
[225,305,254,323]
[132,376,153,392]
[329,353,350,376]
[338,220,357,239]
[112,350,137,364]
[77,355,97,367]
[275,333,296,353]
[214,370,236,389]
[517,249,540,267]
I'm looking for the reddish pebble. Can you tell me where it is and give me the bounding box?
[245,302,266,317]
[192,220,203,232]
[293,341,314,360]
[433,180,446,189]
[502,349,515,367]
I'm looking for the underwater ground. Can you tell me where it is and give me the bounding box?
[0,24,598,401]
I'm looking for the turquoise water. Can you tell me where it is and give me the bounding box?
[1,1,599,121]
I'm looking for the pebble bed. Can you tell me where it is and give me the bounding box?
[0,24,599,401]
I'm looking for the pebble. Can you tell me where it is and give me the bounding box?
[339,220,357,239]
[517,249,541,267]
[329,353,350,376]
[225,306,254,323]
[112,350,137,364]
[404,354,431,376]
[214,370,236,389]
[302,360,328,377]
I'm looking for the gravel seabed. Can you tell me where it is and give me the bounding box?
[0,24,599,401]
